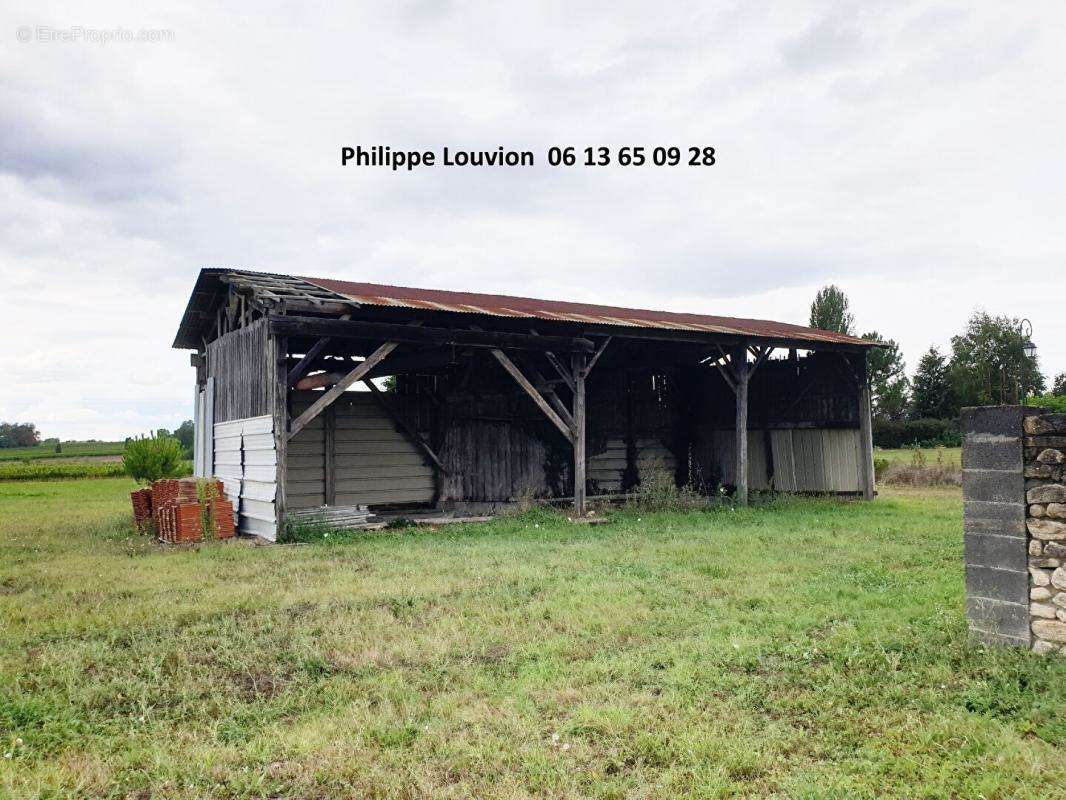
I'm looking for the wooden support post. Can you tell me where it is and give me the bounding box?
[287,341,398,440]
[491,349,574,442]
[272,334,289,540]
[324,405,336,506]
[572,352,588,517]
[857,353,875,500]
[733,343,750,507]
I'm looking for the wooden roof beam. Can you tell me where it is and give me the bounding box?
[270,315,595,353]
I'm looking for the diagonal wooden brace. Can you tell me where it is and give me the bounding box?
[361,379,446,473]
[287,341,398,440]
[491,349,574,443]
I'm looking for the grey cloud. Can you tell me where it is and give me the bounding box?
[780,14,867,73]
[1,1,1064,438]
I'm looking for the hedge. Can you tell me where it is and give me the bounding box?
[872,417,961,449]
[1029,394,1066,413]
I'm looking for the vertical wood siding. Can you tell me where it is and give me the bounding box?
[439,420,563,502]
[206,318,274,423]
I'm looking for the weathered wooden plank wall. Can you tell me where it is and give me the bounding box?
[206,318,274,423]
[437,391,570,502]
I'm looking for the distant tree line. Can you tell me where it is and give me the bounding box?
[809,285,1062,448]
[0,422,40,448]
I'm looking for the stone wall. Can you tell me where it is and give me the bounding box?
[1023,412,1066,654]
[962,406,1066,654]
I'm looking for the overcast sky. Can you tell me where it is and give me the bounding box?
[3,1,1064,440]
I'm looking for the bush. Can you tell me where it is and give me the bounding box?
[1029,394,1066,413]
[873,458,890,481]
[628,464,707,512]
[872,417,961,449]
[123,435,188,485]
[880,447,961,487]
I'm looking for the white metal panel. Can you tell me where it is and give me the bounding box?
[242,432,276,451]
[241,479,277,503]
[239,515,277,538]
[242,464,277,482]
[214,436,242,452]
[203,377,214,481]
[239,497,276,523]
[241,416,274,435]
[242,449,277,466]
[212,414,277,541]
[213,419,245,437]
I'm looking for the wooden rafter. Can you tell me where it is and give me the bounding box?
[287,314,352,387]
[585,336,612,375]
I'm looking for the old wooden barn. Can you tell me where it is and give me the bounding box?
[174,269,879,540]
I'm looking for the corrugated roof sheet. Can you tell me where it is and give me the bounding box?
[302,276,873,347]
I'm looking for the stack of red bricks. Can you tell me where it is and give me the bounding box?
[130,488,153,533]
[131,478,236,543]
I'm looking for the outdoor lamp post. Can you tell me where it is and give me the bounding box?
[1021,318,1036,402]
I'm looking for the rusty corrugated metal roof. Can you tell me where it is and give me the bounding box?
[302,275,873,347]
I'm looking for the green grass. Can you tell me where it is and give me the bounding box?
[0,442,125,462]
[876,446,961,467]
[1,479,1062,798]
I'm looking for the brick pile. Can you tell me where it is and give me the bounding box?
[130,488,153,533]
[131,478,236,543]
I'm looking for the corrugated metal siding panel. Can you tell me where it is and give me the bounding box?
[770,431,796,491]
[822,429,860,491]
[697,427,860,493]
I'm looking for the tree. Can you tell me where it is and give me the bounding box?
[948,311,1046,406]
[862,332,909,420]
[910,347,957,419]
[173,420,195,453]
[1053,373,1066,396]
[809,285,854,335]
[0,422,40,448]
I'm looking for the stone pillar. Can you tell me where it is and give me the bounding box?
[962,406,1066,654]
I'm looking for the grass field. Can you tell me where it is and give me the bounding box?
[0,442,125,462]
[875,447,961,467]
[1,479,1062,799]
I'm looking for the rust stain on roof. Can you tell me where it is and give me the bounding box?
[302,276,872,346]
